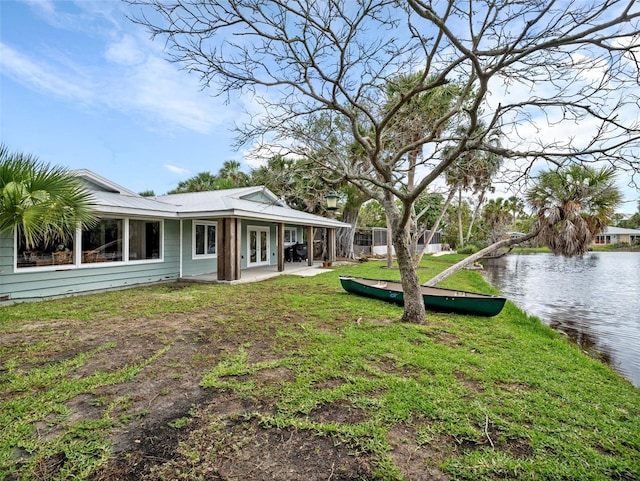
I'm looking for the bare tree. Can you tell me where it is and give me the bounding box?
[127,0,640,323]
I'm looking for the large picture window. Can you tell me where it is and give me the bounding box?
[82,219,123,263]
[129,219,161,260]
[16,234,75,268]
[16,217,163,270]
[193,222,216,257]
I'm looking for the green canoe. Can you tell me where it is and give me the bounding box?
[339,276,506,317]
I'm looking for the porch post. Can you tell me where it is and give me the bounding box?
[306,226,314,266]
[234,218,242,278]
[327,228,336,263]
[277,222,285,272]
[217,218,242,281]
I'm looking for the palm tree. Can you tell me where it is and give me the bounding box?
[505,196,525,225]
[168,172,218,193]
[443,124,503,247]
[383,73,460,260]
[0,144,96,249]
[526,165,622,257]
[384,73,460,191]
[482,197,513,243]
[425,164,622,286]
[218,160,249,187]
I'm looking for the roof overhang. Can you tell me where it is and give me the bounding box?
[173,209,348,228]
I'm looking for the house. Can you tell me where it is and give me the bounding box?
[593,226,640,246]
[0,170,348,303]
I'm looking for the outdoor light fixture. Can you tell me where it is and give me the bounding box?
[326,190,339,211]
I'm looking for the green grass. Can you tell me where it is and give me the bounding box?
[1,256,638,480]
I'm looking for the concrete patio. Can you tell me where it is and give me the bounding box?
[178,261,334,284]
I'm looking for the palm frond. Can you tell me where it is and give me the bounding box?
[0,144,97,249]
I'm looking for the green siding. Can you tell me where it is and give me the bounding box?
[0,220,181,303]
[180,220,218,277]
[0,219,311,303]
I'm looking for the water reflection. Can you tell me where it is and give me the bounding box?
[483,252,640,388]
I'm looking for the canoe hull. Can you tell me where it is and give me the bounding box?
[339,276,506,317]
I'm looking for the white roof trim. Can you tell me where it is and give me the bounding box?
[601,226,640,235]
[74,170,348,228]
[72,169,140,197]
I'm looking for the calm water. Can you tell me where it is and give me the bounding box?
[483,252,640,388]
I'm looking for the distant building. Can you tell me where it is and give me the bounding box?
[593,226,640,245]
[353,227,443,256]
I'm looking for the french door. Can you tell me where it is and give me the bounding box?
[247,226,270,267]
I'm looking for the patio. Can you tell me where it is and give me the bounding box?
[178,261,333,284]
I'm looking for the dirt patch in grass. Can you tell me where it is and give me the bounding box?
[1,287,379,480]
[387,422,448,481]
[93,391,374,481]
[6,278,638,480]
[306,399,371,424]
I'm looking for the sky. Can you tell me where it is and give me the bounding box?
[1,0,255,196]
[1,0,639,213]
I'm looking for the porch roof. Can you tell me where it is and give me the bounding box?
[76,170,348,228]
[156,189,349,228]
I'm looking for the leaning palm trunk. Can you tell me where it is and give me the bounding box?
[414,186,457,267]
[457,189,464,248]
[423,230,540,287]
[465,189,487,244]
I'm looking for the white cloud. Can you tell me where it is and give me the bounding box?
[0,43,94,102]
[104,35,145,66]
[240,141,302,169]
[111,54,224,134]
[1,29,237,134]
[164,164,190,175]
[21,0,56,17]
[20,0,121,33]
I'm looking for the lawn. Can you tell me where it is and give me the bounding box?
[1,255,638,480]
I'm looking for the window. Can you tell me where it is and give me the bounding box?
[16,217,163,270]
[16,233,75,268]
[284,227,297,245]
[129,219,161,260]
[81,219,123,264]
[194,222,216,257]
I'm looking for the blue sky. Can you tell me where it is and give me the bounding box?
[2,0,639,213]
[1,0,253,195]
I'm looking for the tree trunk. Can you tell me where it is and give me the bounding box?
[336,204,360,258]
[414,186,457,267]
[392,221,426,324]
[457,189,464,248]
[465,190,486,244]
[385,214,394,268]
[423,230,539,287]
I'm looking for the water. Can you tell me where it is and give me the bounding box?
[483,251,640,388]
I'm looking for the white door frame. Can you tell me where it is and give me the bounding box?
[247,225,270,267]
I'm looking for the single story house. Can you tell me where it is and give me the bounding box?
[593,226,640,246]
[0,170,348,303]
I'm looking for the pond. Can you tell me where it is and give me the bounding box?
[483,251,640,388]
